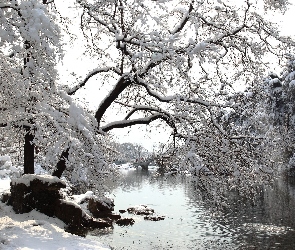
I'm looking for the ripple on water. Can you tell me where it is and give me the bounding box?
[88,169,295,249]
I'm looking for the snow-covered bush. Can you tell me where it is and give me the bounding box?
[0,155,22,179]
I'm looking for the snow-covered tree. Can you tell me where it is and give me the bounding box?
[114,142,149,163]
[0,0,62,173]
[0,1,113,193]
[263,56,295,167]
[1,0,294,197]
[66,0,292,137]
[58,1,292,172]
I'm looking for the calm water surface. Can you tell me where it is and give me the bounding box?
[87,167,295,249]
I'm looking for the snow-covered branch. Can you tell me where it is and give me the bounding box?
[170,0,194,35]
[136,77,223,107]
[68,67,121,95]
[124,105,172,120]
[101,113,176,133]
[95,76,132,127]
[0,3,13,9]
[79,2,118,34]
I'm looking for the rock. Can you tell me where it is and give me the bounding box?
[55,200,112,230]
[90,218,113,229]
[115,218,135,226]
[9,174,65,216]
[1,192,10,203]
[8,174,112,234]
[91,211,121,220]
[9,182,32,213]
[127,205,154,215]
[119,209,126,213]
[88,197,114,213]
[55,199,88,227]
[144,215,165,221]
[88,197,116,219]
[103,213,121,220]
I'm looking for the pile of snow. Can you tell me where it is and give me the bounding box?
[34,163,48,175]
[11,174,66,187]
[0,176,10,194]
[72,190,95,204]
[0,203,110,250]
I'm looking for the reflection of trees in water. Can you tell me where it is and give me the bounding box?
[263,176,295,227]
[217,177,295,248]
[105,169,193,193]
[106,169,295,222]
[179,172,295,249]
[103,169,151,193]
[103,169,295,248]
[119,169,149,191]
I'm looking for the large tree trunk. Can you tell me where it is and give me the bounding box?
[23,36,35,174]
[52,148,69,178]
[24,131,35,174]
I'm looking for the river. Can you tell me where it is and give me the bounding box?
[87,166,295,249]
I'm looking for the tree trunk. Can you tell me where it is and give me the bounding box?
[52,148,69,178]
[24,132,35,174]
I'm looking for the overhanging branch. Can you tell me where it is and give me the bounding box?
[68,67,120,95]
[101,113,176,133]
[136,76,223,107]
[124,105,170,120]
[170,0,194,34]
[95,75,132,127]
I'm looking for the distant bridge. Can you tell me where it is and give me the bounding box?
[133,155,174,171]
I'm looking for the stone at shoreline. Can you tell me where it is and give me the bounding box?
[115,218,135,226]
[127,205,154,215]
[55,199,111,229]
[119,209,126,213]
[88,197,121,220]
[7,174,112,233]
[88,197,113,216]
[9,174,66,215]
[144,215,165,221]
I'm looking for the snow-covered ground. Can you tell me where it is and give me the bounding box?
[0,178,110,250]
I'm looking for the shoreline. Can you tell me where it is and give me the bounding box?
[0,177,110,250]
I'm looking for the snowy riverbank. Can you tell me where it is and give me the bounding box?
[0,178,110,250]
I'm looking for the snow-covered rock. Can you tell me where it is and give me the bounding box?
[127,205,154,215]
[7,175,112,232]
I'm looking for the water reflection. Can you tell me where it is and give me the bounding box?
[88,168,295,249]
[226,175,295,249]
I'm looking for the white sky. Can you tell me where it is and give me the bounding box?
[57,1,295,151]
